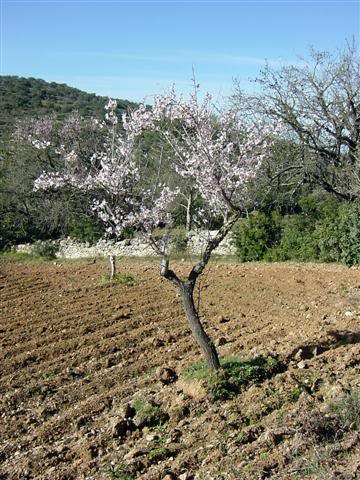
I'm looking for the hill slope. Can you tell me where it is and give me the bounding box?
[0,76,137,137]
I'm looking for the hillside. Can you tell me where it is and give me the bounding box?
[0,76,137,138]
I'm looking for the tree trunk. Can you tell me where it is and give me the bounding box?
[186,193,192,232]
[179,281,220,370]
[109,254,116,280]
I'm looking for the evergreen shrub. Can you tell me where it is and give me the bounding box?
[233,195,360,266]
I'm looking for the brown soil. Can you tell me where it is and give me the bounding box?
[0,257,359,479]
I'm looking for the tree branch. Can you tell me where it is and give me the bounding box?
[188,213,239,284]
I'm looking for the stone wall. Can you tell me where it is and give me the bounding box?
[14,231,236,258]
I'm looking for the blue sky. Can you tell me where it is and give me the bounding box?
[1,0,359,102]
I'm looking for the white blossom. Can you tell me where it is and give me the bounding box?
[33,89,277,245]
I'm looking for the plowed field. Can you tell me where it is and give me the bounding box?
[1,258,359,479]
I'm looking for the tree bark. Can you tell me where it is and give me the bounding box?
[109,254,116,280]
[158,217,239,370]
[179,281,220,370]
[186,192,192,232]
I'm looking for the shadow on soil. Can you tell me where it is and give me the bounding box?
[286,329,360,361]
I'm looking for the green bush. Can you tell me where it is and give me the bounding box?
[271,195,343,263]
[233,194,360,266]
[233,211,282,262]
[313,200,360,266]
[314,216,342,263]
[0,251,41,262]
[0,209,30,250]
[268,214,319,262]
[333,201,360,266]
[169,226,188,254]
[298,193,339,220]
[68,217,104,245]
[106,464,134,480]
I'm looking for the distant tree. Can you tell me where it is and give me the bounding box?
[35,90,276,370]
[232,42,360,201]
[0,112,107,248]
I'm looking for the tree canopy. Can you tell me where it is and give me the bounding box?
[232,43,360,201]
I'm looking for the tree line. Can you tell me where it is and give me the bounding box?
[1,44,359,255]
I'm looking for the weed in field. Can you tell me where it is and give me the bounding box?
[100,273,135,285]
[148,445,178,462]
[150,435,167,447]
[329,389,360,430]
[131,398,169,428]
[244,415,257,426]
[24,383,56,399]
[287,387,302,403]
[286,390,360,478]
[259,451,270,461]
[183,355,286,401]
[42,369,60,379]
[151,423,168,434]
[292,445,336,479]
[298,389,360,444]
[300,410,344,442]
[232,432,246,445]
[106,464,134,480]
[260,385,302,416]
[262,385,303,416]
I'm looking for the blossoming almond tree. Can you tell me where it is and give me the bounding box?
[35,91,275,370]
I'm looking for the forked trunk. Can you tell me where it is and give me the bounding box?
[180,281,220,370]
[159,216,238,370]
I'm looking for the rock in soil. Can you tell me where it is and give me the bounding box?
[158,366,178,385]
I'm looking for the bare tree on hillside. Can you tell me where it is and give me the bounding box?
[232,43,360,200]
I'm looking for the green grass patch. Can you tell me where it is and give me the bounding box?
[148,445,178,462]
[131,399,169,427]
[0,251,50,263]
[183,355,286,401]
[287,387,302,403]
